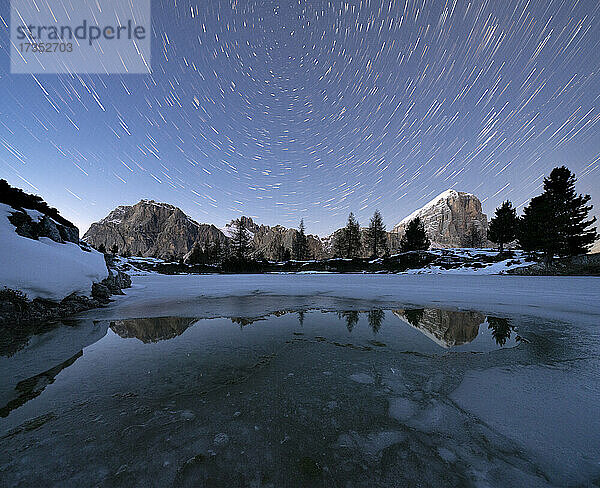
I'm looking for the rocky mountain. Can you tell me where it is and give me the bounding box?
[84,190,490,261]
[591,239,600,254]
[392,189,488,248]
[222,216,325,260]
[83,200,227,259]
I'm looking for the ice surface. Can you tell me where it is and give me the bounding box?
[84,273,600,326]
[1,273,599,487]
[451,365,600,486]
[0,204,108,300]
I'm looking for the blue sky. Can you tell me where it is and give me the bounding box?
[1,0,599,235]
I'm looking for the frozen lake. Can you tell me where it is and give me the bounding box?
[1,274,599,487]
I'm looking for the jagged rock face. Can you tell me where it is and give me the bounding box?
[253,225,325,260]
[223,217,325,260]
[393,189,488,248]
[393,309,484,347]
[591,239,600,254]
[83,200,226,259]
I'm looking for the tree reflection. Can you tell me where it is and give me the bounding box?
[486,316,513,346]
[368,309,384,334]
[298,310,305,327]
[338,311,360,332]
[403,308,425,327]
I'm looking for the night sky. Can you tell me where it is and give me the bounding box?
[1,0,599,235]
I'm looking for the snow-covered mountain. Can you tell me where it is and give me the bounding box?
[392,189,488,248]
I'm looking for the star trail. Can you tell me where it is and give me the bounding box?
[0,0,599,234]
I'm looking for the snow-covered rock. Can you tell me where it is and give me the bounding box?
[0,203,108,301]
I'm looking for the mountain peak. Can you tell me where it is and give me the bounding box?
[393,190,487,248]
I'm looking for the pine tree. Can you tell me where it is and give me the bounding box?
[110,244,119,255]
[292,219,309,260]
[488,200,518,253]
[400,217,430,251]
[543,166,597,255]
[209,240,223,264]
[333,213,362,258]
[187,242,205,265]
[345,212,362,258]
[230,218,252,260]
[98,243,107,254]
[333,228,347,258]
[366,210,388,258]
[519,166,597,260]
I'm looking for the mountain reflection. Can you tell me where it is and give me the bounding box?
[110,317,197,343]
[393,309,484,348]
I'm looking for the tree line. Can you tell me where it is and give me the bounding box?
[487,166,597,262]
[97,165,597,266]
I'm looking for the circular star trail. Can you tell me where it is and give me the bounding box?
[0,0,599,234]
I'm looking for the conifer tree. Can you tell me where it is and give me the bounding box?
[230,217,252,260]
[488,200,518,253]
[346,212,362,258]
[400,217,430,251]
[187,242,205,265]
[366,210,388,257]
[292,218,309,260]
[333,212,362,258]
[519,166,597,260]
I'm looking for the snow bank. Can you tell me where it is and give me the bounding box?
[0,204,108,301]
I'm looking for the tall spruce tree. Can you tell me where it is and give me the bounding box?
[345,212,362,258]
[519,166,597,260]
[400,217,430,251]
[292,218,309,260]
[488,200,518,253]
[230,217,252,260]
[187,242,205,265]
[366,210,388,257]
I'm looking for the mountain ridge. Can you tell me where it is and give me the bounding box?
[83,189,490,259]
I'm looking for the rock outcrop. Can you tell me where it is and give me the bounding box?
[392,190,488,248]
[83,200,227,259]
[8,209,79,244]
